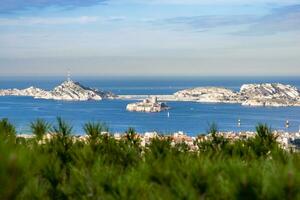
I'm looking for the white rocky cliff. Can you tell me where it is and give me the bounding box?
[49,80,103,101]
[240,83,300,107]
[126,96,170,112]
[0,80,115,101]
[174,87,239,103]
[174,83,300,107]
[0,86,50,98]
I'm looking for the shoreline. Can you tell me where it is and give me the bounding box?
[17,130,300,150]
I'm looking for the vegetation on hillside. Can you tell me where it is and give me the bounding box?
[0,118,300,199]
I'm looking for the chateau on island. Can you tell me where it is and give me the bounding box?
[126,96,170,113]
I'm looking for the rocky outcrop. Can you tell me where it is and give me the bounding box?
[49,80,103,101]
[0,80,115,101]
[174,87,239,103]
[174,83,300,107]
[126,96,170,112]
[0,86,50,98]
[239,83,300,107]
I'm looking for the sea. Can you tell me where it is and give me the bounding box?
[0,76,300,136]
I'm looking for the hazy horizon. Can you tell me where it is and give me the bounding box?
[1,0,300,76]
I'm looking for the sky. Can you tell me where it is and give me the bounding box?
[0,0,300,77]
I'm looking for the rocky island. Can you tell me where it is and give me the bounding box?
[0,80,115,101]
[174,87,239,103]
[1,81,299,107]
[174,83,300,107]
[239,83,300,107]
[126,96,170,112]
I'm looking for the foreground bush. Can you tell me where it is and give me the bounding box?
[0,118,300,199]
[30,119,51,141]
[0,118,16,142]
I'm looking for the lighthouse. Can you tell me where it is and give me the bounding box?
[67,70,71,82]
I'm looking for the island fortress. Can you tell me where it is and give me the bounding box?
[126,96,170,112]
[1,80,300,107]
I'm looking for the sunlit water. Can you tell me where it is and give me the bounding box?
[1,76,300,136]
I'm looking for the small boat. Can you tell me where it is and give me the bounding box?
[238,119,241,127]
[285,120,290,128]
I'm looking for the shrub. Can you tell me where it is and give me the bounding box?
[124,127,141,147]
[0,119,300,199]
[30,118,51,141]
[0,118,16,141]
[250,123,279,157]
[83,122,109,151]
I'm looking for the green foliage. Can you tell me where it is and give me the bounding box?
[0,141,28,200]
[84,121,108,139]
[50,117,74,167]
[1,119,300,199]
[0,118,16,142]
[45,117,74,191]
[125,127,141,147]
[52,117,72,137]
[146,137,172,159]
[250,123,279,157]
[207,122,218,136]
[83,121,108,151]
[30,118,51,141]
[196,122,228,153]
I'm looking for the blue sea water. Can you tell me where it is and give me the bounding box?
[0,76,300,136]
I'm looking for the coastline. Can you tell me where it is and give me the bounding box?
[17,130,300,151]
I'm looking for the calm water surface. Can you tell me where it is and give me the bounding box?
[0,76,300,135]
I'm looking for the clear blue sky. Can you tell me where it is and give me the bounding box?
[0,0,300,76]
